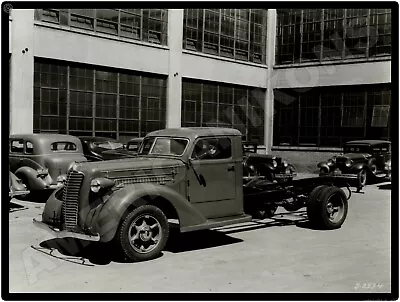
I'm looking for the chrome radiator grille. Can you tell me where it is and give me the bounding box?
[62,171,83,231]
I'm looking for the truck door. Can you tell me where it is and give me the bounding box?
[187,136,240,218]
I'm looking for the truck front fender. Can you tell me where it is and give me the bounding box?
[92,183,207,242]
[15,166,52,191]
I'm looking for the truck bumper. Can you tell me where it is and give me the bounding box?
[32,218,100,242]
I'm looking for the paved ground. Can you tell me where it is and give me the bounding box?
[9,179,392,293]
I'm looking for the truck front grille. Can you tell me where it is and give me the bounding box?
[62,171,83,231]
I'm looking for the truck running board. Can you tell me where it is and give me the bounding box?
[180,214,252,233]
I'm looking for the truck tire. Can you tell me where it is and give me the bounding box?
[306,185,329,224]
[116,205,169,262]
[307,186,348,230]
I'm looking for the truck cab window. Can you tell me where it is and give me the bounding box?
[192,137,232,160]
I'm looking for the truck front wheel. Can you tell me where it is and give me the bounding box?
[307,186,348,230]
[116,205,169,262]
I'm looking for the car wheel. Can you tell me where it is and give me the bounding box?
[251,205,278,219]
[307,186,348,230]
[116,205,169,262]
[357,168,367,188]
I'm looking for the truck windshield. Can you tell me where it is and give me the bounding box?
[139,137,188,156]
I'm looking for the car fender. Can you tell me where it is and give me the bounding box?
[93,183,207,242]
[14,166,52,191]
[317,162,330,173]
[350,163,367,173]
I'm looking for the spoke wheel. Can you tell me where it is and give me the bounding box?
[128,214,162,254]
[117,205,169,262]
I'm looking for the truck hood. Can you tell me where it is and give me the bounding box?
[100,149,137,160]
[72,156,185,178]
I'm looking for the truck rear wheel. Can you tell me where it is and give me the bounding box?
[116,205,169,262]
[307,186,348,230]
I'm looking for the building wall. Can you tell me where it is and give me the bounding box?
[9,8,391,160]
[33,24,170,75]
[272,61,391,89]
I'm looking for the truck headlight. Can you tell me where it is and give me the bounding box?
[90,179,101,193]
[345,159,353,167]
[90,178,115,193]
[272,160,277,169]
[282,160,288,167]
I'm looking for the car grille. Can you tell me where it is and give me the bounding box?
[336,157,348,166]
[62,171,83,231]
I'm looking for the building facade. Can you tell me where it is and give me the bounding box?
[9,8,391,155]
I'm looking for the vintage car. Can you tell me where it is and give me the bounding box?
[9,171,30,201]
[79,136,136,161]
[9,134,87,198]
[125,137,144,154]
[242,142,296,183]
[318,140,391,189]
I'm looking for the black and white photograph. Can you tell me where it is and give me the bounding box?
[4,2,396,298]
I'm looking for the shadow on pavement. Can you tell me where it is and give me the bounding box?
[165,229,243,253]
[36,238,128,266]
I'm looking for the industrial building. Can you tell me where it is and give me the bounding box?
[8,8,391,157]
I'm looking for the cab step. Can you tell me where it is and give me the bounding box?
[180,214,252,233]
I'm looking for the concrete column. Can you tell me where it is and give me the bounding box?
[264,9,277,154]
[166,9,184,128]
[10,9,34,134]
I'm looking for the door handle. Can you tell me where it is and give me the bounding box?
[227,166,235,172]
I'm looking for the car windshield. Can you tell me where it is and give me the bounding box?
[93,141,124,150]
[138,137,188,156]
[343,145,372,154]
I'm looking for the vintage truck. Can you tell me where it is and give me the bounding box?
[33,127,357,262]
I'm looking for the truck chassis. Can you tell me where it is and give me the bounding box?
[243,174,359,229]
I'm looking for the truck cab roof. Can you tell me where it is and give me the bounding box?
[146,127,242,141]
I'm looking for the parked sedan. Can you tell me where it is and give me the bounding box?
[242,142,297,183]
[79,136,136,161]
[9,134,87,199]
[9,171,29,201]
[318,140,391,190]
